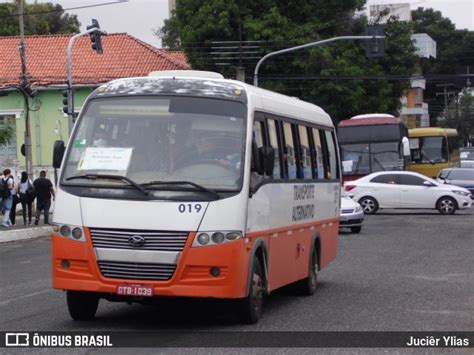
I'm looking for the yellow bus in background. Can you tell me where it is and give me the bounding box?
[408,128,460,178]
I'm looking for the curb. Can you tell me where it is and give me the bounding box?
[0,226,51,244]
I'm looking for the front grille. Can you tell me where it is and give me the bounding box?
[89,228,189,251]
[98,260,176,280]
[341,209,354,214]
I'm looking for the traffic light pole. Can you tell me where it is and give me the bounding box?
[253,35,385,87]
[66,27,106,133]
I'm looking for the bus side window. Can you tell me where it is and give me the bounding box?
[298,125,312,179]
[324,130,340,179]
[267,118,282,179]
[252,120,266,173]
[320,130,331,179]
[282,122,297,179]
[311,128,325,179]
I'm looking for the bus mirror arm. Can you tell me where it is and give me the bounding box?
[259,146,275,177]
[53,140,65,169]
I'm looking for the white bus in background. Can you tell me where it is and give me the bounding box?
[51,71,341,324]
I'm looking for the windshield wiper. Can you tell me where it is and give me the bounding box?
[65,174,149,196]
[141,180,221,199]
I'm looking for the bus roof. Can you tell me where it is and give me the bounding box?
[409,127,458,137]
[95,72,333,128]
[338,116,402,127]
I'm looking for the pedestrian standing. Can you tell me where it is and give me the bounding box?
[1,169,15,228]
[9,176,19,225]
[33,170,55,225]
[18,171,35,225]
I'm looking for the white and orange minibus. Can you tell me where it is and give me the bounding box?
[51,71,341,324]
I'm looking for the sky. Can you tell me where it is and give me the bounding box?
[13,0,474,48]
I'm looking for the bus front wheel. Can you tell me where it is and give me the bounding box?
[238,259,265,324]
[67,290,99,321]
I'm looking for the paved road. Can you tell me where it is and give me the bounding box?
[1,208,473,338]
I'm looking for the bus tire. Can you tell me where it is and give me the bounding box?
[350,226,362,234]
[437,196,457,215]
[239,259,265,324]
[67,290,99,321]
[359,196,378,214]
[296,249,318,296]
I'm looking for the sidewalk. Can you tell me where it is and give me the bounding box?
[0,223,51,243]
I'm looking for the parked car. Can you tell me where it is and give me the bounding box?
[460,147,474,168]
[344,171,472,215]
[340,192,364,233]
[437,168,474,199]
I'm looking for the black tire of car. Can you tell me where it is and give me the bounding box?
[359,196,379,215]
[67,290,100,321]
[436,196,457,215]
[296,249,318,296]
[239,259,265,324]
[351,226,362,233]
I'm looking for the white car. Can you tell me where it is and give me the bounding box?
[340,193,364,233]
[344,171,472,215]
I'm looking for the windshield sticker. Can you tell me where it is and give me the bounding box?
[73,139,86,148]
[342,160,354,172]
[79,147,133,171]
[460,152,468,159]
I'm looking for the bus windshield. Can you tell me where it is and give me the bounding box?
[62,96,246,192]
[340,142,400,175]
[410,136,447,164]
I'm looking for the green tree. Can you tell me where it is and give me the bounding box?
[0,1,80,35]
[160,1,417,123]
[154,10,181,50]
[439,89,474,145]
[0,125,14,146]
[411,7,473,124]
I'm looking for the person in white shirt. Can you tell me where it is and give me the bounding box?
[1,169,15,228]
[18,171,35,225]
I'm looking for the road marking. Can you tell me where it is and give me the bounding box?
[0,289,53,306]
[20,261,32,264]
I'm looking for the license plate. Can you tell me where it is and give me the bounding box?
[117,284,153,297]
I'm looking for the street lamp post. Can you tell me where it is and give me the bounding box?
[253,35,385,87]
[65,26,106,133]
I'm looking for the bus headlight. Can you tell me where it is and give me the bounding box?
[59,225,71,237]
[193,231,242,247]
[52,223,86,242]
[71,227,83,240]
[196,233,210,245]
[211,232,225,244]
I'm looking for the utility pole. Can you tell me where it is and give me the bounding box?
[17,0,33,179]
[436,83,456,123]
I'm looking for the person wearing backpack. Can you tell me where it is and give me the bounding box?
[18,171,35,225]
[1,169,15,228]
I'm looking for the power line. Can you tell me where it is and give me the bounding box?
[0,0,128,19]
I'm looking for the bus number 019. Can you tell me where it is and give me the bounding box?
[178,204,202,213]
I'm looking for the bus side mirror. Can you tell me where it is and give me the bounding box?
[53,140,65,168]
[258,146,275,176]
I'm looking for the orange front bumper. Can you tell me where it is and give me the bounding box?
[51,230,249,299]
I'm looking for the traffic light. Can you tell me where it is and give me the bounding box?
[87,19,103,54]
[62,89,70,114]
[365,25,385,58]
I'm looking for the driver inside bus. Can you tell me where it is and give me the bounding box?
[175,132,238,170]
